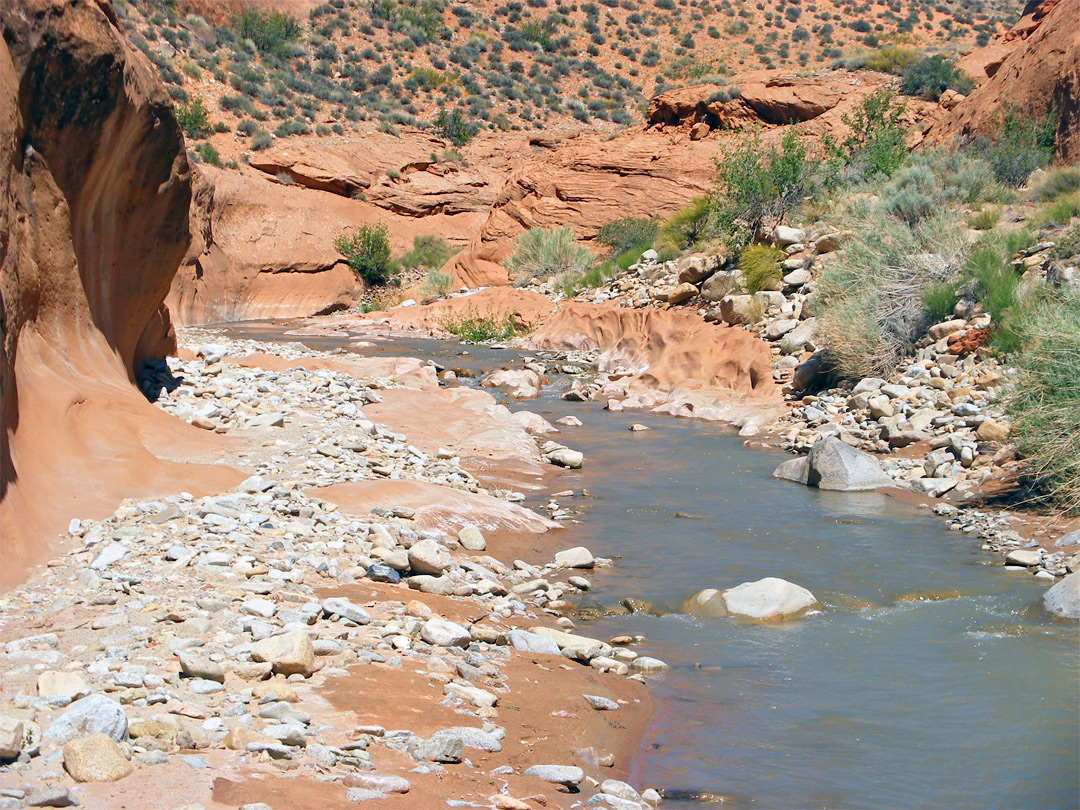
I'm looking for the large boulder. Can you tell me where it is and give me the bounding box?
[1043,573,1079,619]
[687,578,818,620]
[250,631,316,678]
[773,436,894,491]
[45,696,128,744]
[63,734,133,783]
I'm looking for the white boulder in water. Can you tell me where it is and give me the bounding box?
[688,577,819,620]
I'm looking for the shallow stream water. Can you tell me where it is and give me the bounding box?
[224,325,1080,809]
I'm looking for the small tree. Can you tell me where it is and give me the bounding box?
[824,87,908,183]
[334,224,393,284]
[710,128,818,251]
[974,104,1057,187]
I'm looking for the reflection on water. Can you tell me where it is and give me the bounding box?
[223,323,1080,810]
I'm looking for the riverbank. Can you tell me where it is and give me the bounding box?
[0,331,665,810]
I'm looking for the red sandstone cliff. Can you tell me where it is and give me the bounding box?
[928,0,1080,162]
[0,0,240,589]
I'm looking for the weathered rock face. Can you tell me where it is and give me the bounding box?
[247,132,516,216]
[646,70,898,134]
[168,164,492,325]
[0,0,242,590]
[929,0,1080,162]
[445,129,729,287]
[169,166,362,325]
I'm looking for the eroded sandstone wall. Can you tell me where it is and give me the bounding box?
[0,0,240,589]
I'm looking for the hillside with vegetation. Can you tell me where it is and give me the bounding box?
[116,0,1019,162]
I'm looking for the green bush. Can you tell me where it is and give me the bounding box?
[251,129,273,150]
[334,224,394,284]
[397,234,458,270]
[505,226,592,283]
[656,197,710,255]
[1030,166,1080,202]
[433,107,479,145]
[596,217,659,253]
[825,87,907,182]
[710,129,818,251]
[959,229,1034,351]
[176,97,210,138]
[899,55,973,101]
[974,105,1057,187]
[440,306,518,341]
[966,208,1000,230]
[920,280,957,323]
[1006,287,1080,513]
[193,142,222,167]
[737,244,784,293]
[234,10,302,57]
[1040,191,1080,227]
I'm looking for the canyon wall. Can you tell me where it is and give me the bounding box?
[0,0,240,589]
[927,0,1080,162]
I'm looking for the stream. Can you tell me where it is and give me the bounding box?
[224,325,1080,809]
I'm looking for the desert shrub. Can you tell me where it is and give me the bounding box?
[824,87,907,183]
[1040,192,1080,227]
[710,129,818,251]
[879,164,938,224]
[505,227,592,283]
[899,55,973,101]
[966,208,1000,230]
[251,129,273,150]
[960,228,1034,346]
[656,196,710,255]
[738,244,784,293]
[1030,166,1080,202]
[863,46,918,74]
[1005,287,1080,513]
[974,105,1057,187]
[920,280,957,323]
[596,217,658,252]
[742,295,766,324]
[433,107,479,145]
[176,96,210,137]
[193,142,222,167]
[234,10,302,57]
[334,223,394,284]
[397,234,458,270]
[419,267,455,300]
[814,212,968,377]
[440,306,518,341]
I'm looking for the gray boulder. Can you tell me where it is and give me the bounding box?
[1043,573,1079,619]
[45,695,128,743]
[773,436,893,491]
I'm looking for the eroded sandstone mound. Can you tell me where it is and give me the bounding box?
[929,0,1080,162]
[523,302,783,425]
[0,0,241,588]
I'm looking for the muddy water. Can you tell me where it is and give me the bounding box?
[224,326,1080,809]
